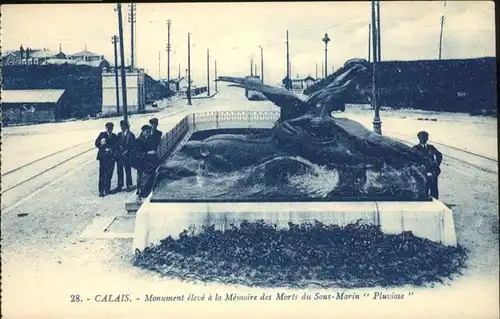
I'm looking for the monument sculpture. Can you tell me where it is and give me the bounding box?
[153,63,435,201]
[133,63,464,288]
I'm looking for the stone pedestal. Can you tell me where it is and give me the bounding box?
[132,197,457,252]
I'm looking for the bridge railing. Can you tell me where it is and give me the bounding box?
[157,110,280,162]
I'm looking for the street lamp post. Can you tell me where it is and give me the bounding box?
[371,0,382,135]
[322,33,330,78]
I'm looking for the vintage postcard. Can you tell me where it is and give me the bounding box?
[1,1,498,318]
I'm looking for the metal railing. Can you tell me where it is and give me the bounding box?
[157,116,190,161]
[157,111,280,161]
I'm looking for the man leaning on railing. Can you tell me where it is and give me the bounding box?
[131,124,161,204]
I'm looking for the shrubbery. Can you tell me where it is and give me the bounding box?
[134,220,468,288]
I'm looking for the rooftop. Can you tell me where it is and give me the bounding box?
[69,50,102,57]
[30,49,63,59]
[1,89,66,104]
[42,58,109,68]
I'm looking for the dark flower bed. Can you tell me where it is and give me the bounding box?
[133,220,468,288]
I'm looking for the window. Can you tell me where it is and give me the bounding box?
[34,58,39,65]
[21,59,27,65]
[28,59,33,65]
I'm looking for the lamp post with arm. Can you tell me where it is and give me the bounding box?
[322,33,330,78]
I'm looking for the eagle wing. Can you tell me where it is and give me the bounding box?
[305,64,368,114]
[216,76,311,120]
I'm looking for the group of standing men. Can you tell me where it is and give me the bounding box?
[95,117,163,202]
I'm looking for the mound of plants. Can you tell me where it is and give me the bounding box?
[133,220,467,288]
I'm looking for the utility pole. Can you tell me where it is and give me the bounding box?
[368,23,371,62]
[259,46,264,83]
[254,63,257,78]
[250,54,254,77]
[117,4,128,124]
[321,61,324,78]
[438,16,445,60]
[438,1,447,60]
[286,30,290,90]
[214,59,218,91]
[112,35,120,114]
[167,19,172,85]
[207,48,210,96]
[371,0,381,135]
[376,0,381,61]
[187,33,192,105]
[178,63,181,79]
[315,63,318,79]
[128,3,136,70]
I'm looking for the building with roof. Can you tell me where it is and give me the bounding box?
[165,76,189,92]
[30,49,67,64]
[68,50,105,62]
[2,47,66,66]
[1,89,69,125]
[2,46,107,67]
[281,75,319,92]
[42,58,110,69]
[3,64,104,120]
[101,69,146,116]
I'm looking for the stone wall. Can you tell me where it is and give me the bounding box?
[304,57,497,112]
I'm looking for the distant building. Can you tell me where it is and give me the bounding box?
[30,49,67,65]
[282,75,318,92]
[101,69,146,115]
[166,77,189,92]
[1,51,21,65]
[1,89,69,125]
[68,50,105,62]
[42,58,110,69]
[2,46,66,66]
[2,46,109,67]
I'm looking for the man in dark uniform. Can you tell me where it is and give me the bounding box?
[133,125,161,203]
[95,122,118,197]
[149,117,163,150]
[413,131,443,199]
[115,120,136,192]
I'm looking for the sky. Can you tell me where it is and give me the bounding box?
[1,1,496,85]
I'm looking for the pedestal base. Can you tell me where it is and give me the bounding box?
[132,198,457,252]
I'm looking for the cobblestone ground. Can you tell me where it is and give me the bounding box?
[1,88,498,318]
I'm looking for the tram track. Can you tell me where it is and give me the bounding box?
[387,131,498,175]
[1,139,94,177]
[1,109,194,210]
[1,142,95,194]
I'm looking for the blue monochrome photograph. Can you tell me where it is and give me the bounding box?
[1,2,498,319]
